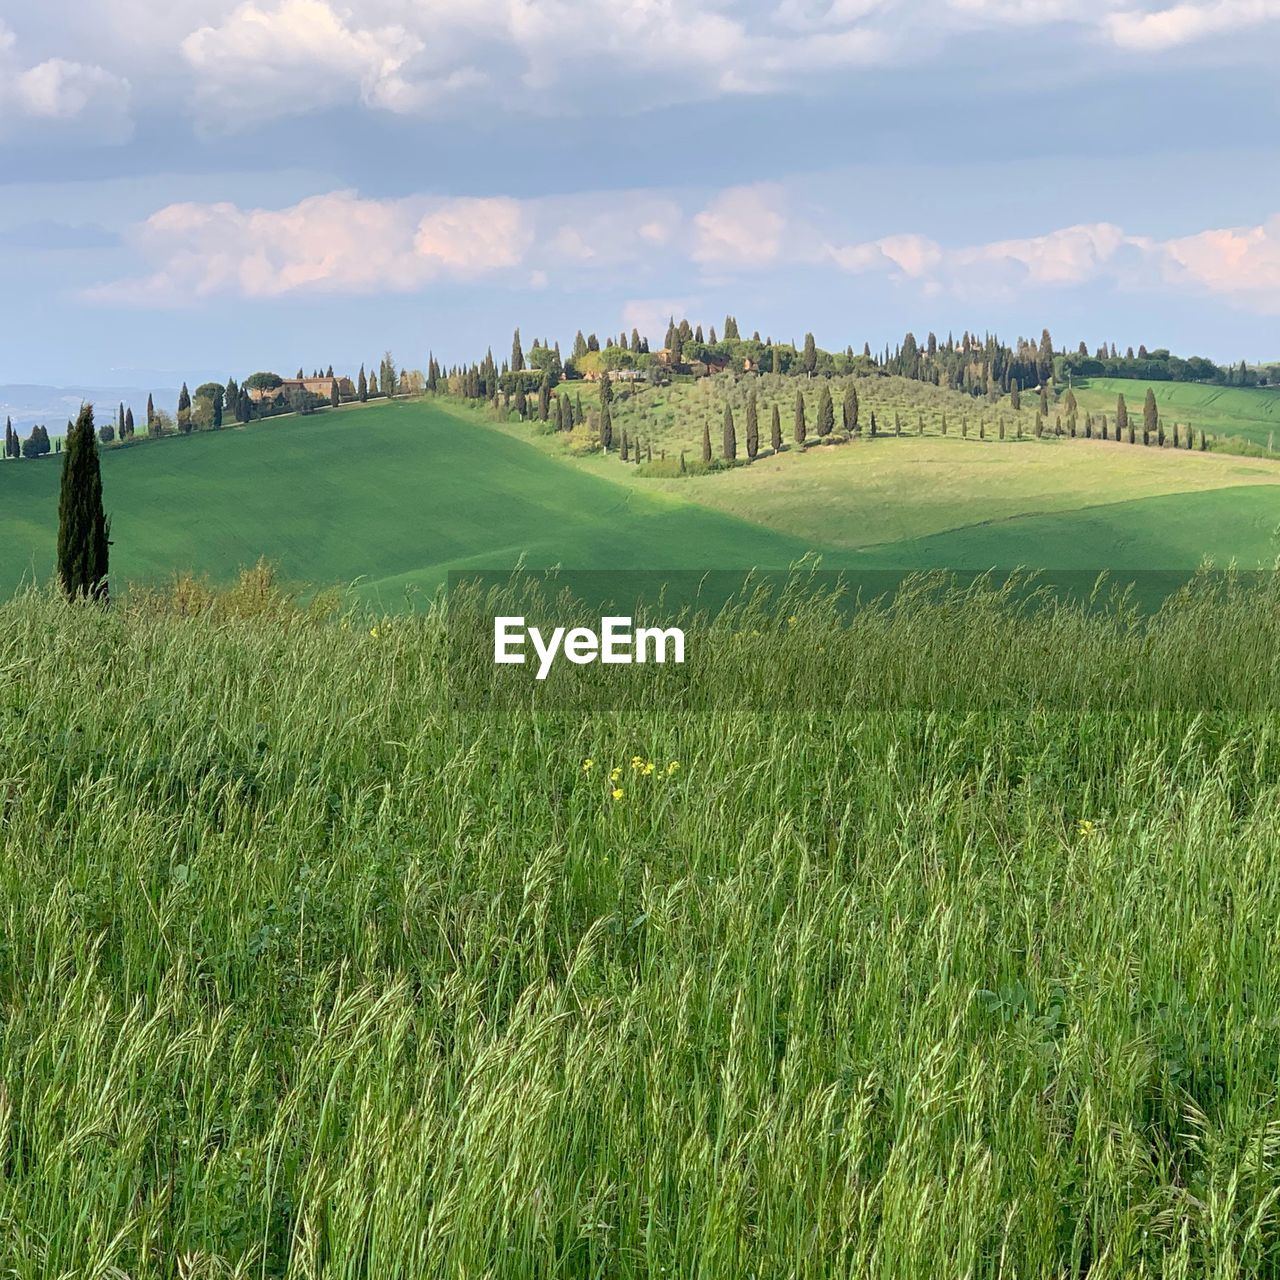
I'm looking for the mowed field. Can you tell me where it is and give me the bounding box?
[2,389,1279,606]
[0,399,848,604]
[1073,377,1280,448]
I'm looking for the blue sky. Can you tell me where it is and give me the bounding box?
[0,0,1276,387]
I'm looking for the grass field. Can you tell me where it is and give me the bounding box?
[2,391,1278,612]
[0,399,848,605]
[1072,378,1280,448]
[5,576,1280,1275]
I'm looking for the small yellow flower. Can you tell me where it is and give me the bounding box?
[369,626,380,639]
[610,767,622,783]
[641,761,655,776]
[665,760,680,776]
[630,755,644,771]
[611,787,625,800]
[581,758,594,773]
[787,615,797,627]
[1076,819,1098,838]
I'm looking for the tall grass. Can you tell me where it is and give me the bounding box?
[2,572,1280,1276]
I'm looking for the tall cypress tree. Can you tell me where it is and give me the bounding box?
[146,394,155,430]
[1143,387,1157,446]
[330,379,340,408]
[125,407,135,438]
[722,404,737,461]
[802,332,817,377]
[701,418,712,464]
[57,403,110,602]
[746,391,759,460]
[771,404,782,453]
[843,385,859,435]
[816,384,834,437]
[511,328,524,373]
[358,366,368,402]
[177,383,192,433]
[600,402,613,451]
[1116,394,1129,443]
[793,391,806,445]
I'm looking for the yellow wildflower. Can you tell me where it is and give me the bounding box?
[665,761,680,776]
[611,787,625,800]
[369,626,380,639]
[610,767,622,783]
[630,755,645,771]
[1076,819,1098,838]
[641,761,655,776]
[581,758,594,773]
[787,615,797,627]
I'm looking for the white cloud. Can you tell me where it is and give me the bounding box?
[0,23,132,142]
[88,177,1280,318]
[693,185,789,267]
[92,190,533,304]
[180,0,480,127]
[1161,216,1280,311]
[1103,0,1280,48]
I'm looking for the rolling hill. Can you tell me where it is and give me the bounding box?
[2,392,1278,609]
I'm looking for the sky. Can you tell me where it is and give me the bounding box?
[0,0,1276,388]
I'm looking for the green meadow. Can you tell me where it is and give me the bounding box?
[4,575,1280,1275]
[1072,377,1280,448]
[2,387,1279,610]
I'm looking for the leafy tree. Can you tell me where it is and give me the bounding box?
[57,403,110,602]
[793,391,806,445]
[816,384,834,437]
[746,391,759,460]
[99,422,115,445]
[771,404,782,453]
[722,404,737,461]
[843,385,859,435]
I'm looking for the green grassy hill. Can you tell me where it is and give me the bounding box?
[0,399,850,605]
[3,389,1278,607]
[1072,378,1280,447]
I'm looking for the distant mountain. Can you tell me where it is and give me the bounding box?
[0,383,180,435]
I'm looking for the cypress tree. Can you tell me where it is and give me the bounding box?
[722,404,737,461]
[701,418,712,464]
[746,391,759,460]
[843,385,859,435]
[118,402,125,436]
[146,394,155,429]
[600,402,613,451]
[368,369,378,397]
[538,373,551,422]
[816,384,834,437]
[621,432,629,462]
[514,384,528,419]
[771,404,782,453]
[1116,394,1129,442]
[1199,429,1208,452]
[802,332,817,377]
[212,387,224,428]
[1039,384,1049,415]
[793,391,806,446]
[869,411,878,438]
[330,379,339,408]
[56,403,110,602]
[511,329,524,373]
[177,383,192,433]
[1143,388,1158,446]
